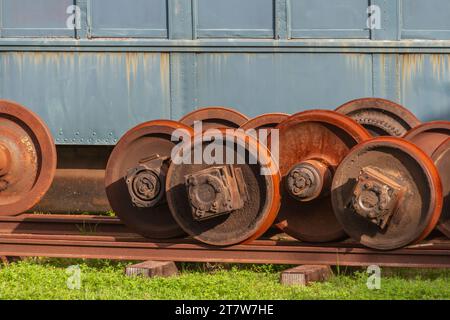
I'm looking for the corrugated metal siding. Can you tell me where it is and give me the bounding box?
[0,0,449,145]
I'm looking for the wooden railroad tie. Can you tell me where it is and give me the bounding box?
[280,265,333,286]
[125,261,178,278]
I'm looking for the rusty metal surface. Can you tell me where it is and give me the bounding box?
[404,121,450,238]
[166,129,280,246]
[332,137,443,250]
[179,107,249,130]
[240,113,290,131]
[432,139,450,238]
[0,230,450,268]
[0,214,448,267]
[105,120,194,239]
[335,98,421,137]
[33,146,112,213]
[0,100,57,216]
[0,214,133,237]
[274,110,371,243]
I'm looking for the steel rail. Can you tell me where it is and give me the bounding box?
[0,214,132,236]
[0,228,450,267]
[0,215,449,268]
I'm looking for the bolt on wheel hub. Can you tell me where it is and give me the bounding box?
[351,167,404,229]
[286,159,332,202]
[185,165,247,221]
[127,167,161,207]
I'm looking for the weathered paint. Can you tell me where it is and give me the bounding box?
[0,0,450,145]
[0,52,170,144]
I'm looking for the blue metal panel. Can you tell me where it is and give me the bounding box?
[168,0,193,39]
[0,52,170,144]
[290,0,370,39]
[0,0,449,146]
[402,0,450,40]
[194,0,274,38]
[1,0,75,37]
[190,53,372,116]
[88,0,168,38]
[400,54,450,121]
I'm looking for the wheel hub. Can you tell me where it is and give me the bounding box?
[351,167,404,229]
[125,154,167,208]
[286,159,332,202]
[185,165,247,221]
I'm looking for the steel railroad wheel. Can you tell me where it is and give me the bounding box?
[404,121,450,238]
[273,110,371,242]
[335,97,421,136]
[166,129,280,246]
[0,100,57,215]
[240,113,289,132]
[179,107,249,130]
[331,137,442,250]
[105,120,194,239]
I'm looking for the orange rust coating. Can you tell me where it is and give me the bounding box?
[179,106,249,129]
[240,113,290,131]
[0,144,11,176]
[275,110,372,177]
[403,121,450,155]
[0,100,57,216]
[335,97,421,130]
[229,129,280,244]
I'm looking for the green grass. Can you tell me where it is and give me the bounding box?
[0,259,449,300]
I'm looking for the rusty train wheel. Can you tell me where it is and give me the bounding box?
[273,110,371,242]
[179,107,249,130]
[332,137,443,250]
[404,121,450,238]
[240,113,290,131]
[335,98,421,136]
[0,100,57,216]
[105,120,194,239]
[166,129,280,246]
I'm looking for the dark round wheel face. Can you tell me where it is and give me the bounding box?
[0,100,57,215]
[336,98,421,137]
[166,130,280,246]
[404,122,450,238]
[332,137,442,250]
[432,139,450,237]
[274,110,371,242]
[240,113,289,131]
[179,107,249,130]
[105,120,193,239]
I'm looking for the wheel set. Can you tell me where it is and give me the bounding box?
[5,98,450,251]
[0,100,56,216]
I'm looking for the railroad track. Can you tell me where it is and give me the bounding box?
[0,214,450,268]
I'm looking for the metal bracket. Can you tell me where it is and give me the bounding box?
[351,166,405,229]
[185,165,248,221]
[125,154,168,208]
